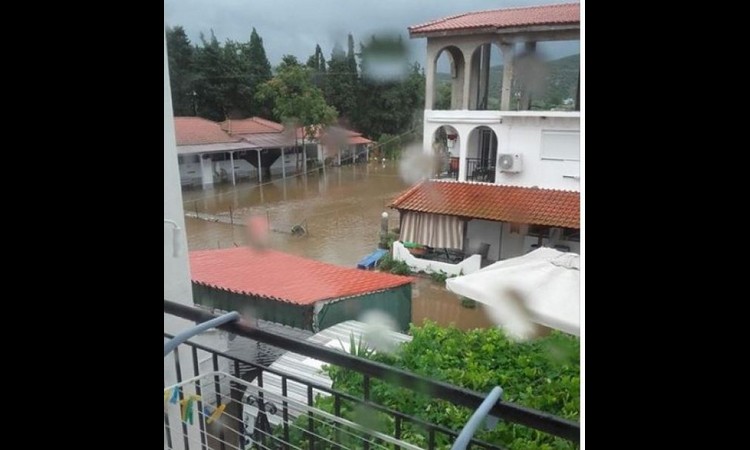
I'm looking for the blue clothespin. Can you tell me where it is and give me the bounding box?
[170,387,180,404]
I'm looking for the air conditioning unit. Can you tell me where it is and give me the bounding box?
[498,153,522,173]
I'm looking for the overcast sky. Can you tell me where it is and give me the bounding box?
[164,0,580,66]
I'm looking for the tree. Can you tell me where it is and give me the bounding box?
[352,35,425,141]
[221,39,253,118]
[192,30,228,121]
[165,26,196,116]
[306,44,327,90]
[246,28,273,117]
[325,40,357,122]
[256,58,338,169]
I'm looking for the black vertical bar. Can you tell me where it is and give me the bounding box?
[394,416,401,450]
[173,348,191,450]
[363,376,371,450]
[258,368,267,450]
[213,354,226,450]
[192,347,208,450]
[233,359,243,449]
[428,427,435,450]
[282,376,289,450]
[334,394,341,444]
[307,385,315,450]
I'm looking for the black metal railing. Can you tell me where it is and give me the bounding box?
[465,158,495,183]
[164,300,579,449]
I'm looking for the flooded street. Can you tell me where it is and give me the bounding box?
[183,162,495,330]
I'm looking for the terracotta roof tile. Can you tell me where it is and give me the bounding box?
[219,117,285,135]
[190,247,413,305]
[389,180,579,229]
[409,3,579,36]
[348,136,373,145]
[174,117,239,146]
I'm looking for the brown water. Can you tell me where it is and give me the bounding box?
[182,162,494,330]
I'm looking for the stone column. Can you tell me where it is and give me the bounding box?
[425,42,438,109]
[457,130,468,182]
[478,44,491,110]
[520,42,536,110]
[500,43,515,110]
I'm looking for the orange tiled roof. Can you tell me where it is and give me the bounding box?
[174,117,239,146]
[409,3,579,36]
[219,117,285,135]
[389,180,579,229]
[348,136,373,145]
[190,247,413,305]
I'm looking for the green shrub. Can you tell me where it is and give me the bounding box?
[378,254,412,275]
[317,322,579,449]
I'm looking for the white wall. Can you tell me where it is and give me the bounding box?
[164,34,194,319]
[164,31,229,428]
[392,241,482,276]
[465,219,502,261]
[423,110,580,191]
[499,223,528,260]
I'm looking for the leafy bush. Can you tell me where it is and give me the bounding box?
[429,270,449,283]
[378,253,412,275]
[318,322,579,449]
[460,297,477,309]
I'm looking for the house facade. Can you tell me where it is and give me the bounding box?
[392,3,580,271]
[174,116,373,188]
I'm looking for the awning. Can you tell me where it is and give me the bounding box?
[399,212,464,249]
[446,247,580,340]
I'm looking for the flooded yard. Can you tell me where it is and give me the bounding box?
[183,162,495,330]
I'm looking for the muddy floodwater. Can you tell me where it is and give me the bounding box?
[182,162,495,330]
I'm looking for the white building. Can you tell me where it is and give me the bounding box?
[391,3,580,272]
[174,116,374,188]
[165,30,232,450]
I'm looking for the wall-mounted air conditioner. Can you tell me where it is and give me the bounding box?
[498,153,522,173]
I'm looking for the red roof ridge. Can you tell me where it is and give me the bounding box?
[389,180,579,229]
[430,179,578,194]
[408,11,473,32]
[388,179,428,207]
[189,247,413,305]
[409,3,580,34]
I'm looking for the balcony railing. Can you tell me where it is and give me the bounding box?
[164,300,579,449]
[466,158,495,183]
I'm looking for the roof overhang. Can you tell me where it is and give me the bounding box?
[410,24,579,41]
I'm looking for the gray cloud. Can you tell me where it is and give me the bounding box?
[164,0,580,66]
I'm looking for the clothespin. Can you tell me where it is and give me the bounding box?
[180,398,189,421]
[170,388,180,404]
[164,389,171,404]
[185,397,195,424]
[207,404,226,424]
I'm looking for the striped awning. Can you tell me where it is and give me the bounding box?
[399,212,464,249]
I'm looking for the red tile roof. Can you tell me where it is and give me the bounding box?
[190,247,413,305]
[219,117,285,135]
[297,125,372,145]
[348,136,373,145]
[409,3,580,36]
[174,117,239,146]
[389,180,579,229]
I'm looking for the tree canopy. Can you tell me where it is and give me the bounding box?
[256,57,337,141]
[166,26,426,143]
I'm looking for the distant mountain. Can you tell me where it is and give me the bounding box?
[435,54,579,109]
